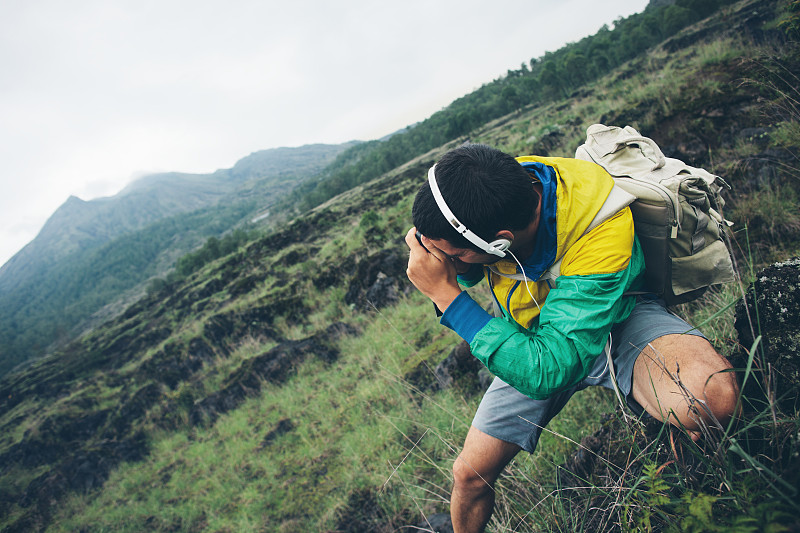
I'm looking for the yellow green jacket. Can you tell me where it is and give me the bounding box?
[440,156,645,399]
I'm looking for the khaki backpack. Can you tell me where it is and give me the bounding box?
[575,124,736,305]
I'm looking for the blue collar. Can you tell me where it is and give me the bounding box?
[517,161,558,280]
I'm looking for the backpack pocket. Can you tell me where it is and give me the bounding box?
[670,239,736,299]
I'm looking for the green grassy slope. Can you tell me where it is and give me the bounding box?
[1,0,799,531]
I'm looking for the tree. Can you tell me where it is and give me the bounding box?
[662,4,694,36]
[563,51,590,88]
[501,85,522,112]
[539,60,564,98]
[676,0,720,19]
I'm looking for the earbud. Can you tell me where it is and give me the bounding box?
[488,238,512,254]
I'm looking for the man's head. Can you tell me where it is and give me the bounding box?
[412,143,538,255]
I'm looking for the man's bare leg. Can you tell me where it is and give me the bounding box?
[631,333,739,436]
[451,425,521,533]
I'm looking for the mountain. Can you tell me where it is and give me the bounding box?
[0,0,752,378]
[0,143,354,291]
[1,0,798,530]
[1,174,225,291]
[0,142,356,376]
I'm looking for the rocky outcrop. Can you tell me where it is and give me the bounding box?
[413,513,454,533]
[333,487,397,533]
[2,431,149,532]
[0,320,357,531]
[405,338,493,397]
[345,248,414,310]
[258,418,295,449]
[734,257,800,409]
[433,341,492,395]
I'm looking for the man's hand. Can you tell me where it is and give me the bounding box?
[405,227,463,312]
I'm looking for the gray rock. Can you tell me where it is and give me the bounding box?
[434,341,485,396]
[413,513,454,533]
[734,257,800,407]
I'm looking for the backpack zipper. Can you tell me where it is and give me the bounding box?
[614,176,681,238]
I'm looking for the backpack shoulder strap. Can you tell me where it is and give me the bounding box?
[490,183,635,285]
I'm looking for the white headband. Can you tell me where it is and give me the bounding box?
[427,165,508,257]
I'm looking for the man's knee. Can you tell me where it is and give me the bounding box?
[452,426,521,496]
[696,363,739,424]
[452,454,495,495]
[634,334,740,428]
[678,340,739,424]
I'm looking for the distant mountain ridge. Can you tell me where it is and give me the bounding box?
[0,172,227,292]
[0,142,356,375]
[1,144,353,288]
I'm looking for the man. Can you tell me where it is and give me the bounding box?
[404,143,738,533]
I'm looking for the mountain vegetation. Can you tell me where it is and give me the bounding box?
[0,143,356,377]
[0,0,752,379]
[1,0,800,531]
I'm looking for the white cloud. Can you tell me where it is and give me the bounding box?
[0,0,649,267]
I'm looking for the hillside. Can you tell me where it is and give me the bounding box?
[0,142,356,377]
[1,0,799,531]
[0,0,754,378]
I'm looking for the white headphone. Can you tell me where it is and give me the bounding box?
[427,165,512,258]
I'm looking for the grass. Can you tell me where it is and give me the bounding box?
[482,238,799,532]
[5,2,800,531]
[673,282,743,356]
[46,294,461,531]
[43,288,621,532]
[731,182,800,244]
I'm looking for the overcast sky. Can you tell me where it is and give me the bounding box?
[0,0,649,268]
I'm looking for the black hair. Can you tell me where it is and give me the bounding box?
[412,143,538,251]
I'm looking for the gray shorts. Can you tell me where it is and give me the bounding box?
[471,297,705,453]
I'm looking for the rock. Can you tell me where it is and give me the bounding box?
[661,135,707,166]
[734,257,800,408]
[413,513,454,533]
[433,341,485,396]
[200,302,289,360]
[404,340,489,397]
[314,255,356,291]
[332,488,387,532]
[107,383,163,437]
[529,127,564,157]
[19,431,148,518]
[258,418,294,449]
[364,272,399,309]
[737,127,771,150]
[345,248,412,310]
[403,316,497,396]
[557,435,603,488]
[735,148,795,192]
[203,313,236,352]
[226,273,264,297]
[141,341,205,389]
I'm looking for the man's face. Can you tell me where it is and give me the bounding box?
[427,238,502,268]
